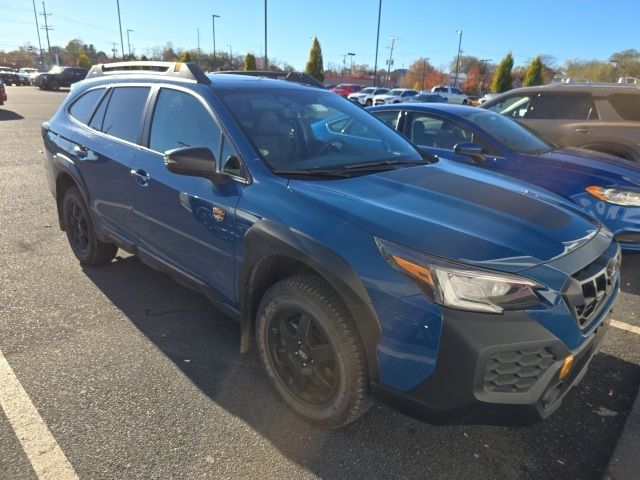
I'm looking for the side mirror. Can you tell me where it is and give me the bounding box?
[453,142,485,164]
[164,146,230,184]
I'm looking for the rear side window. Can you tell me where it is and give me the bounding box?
[101,87,150,143]
[528,93,599,120]
[149,88,222,155]
[608,93,640,121]
[372,110,401,129]
[68,89,104,125]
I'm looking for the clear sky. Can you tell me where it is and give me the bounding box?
[1,0,638,71]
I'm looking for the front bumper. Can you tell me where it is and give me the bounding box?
[372,303,613,425]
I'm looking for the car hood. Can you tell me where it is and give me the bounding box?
[289,163,601,272]
[518,147,640,195]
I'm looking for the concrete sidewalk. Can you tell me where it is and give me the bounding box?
[604,387,640,480]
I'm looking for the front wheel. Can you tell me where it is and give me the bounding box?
[256,275,371,428]
[365,99,373,107]
[62,186,118,266]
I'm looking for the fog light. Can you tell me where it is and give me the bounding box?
[559,354,574,380]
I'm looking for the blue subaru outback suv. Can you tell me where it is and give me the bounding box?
[43,62,620,427]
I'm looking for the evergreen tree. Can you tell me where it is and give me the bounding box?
[243,52,257,70]
[523,56,544,86]
[77,53,92,69]
[140,54,149,61]
[491,52,514,93]
[305,37,324,82]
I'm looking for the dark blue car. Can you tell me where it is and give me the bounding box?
[369,103,640,251]
[43,62,620,427]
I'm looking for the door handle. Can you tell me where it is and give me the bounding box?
[130,169,150,187]
[73,145,88,159]
[575,128,593,134]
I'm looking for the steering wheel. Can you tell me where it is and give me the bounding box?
[316,139,345,155]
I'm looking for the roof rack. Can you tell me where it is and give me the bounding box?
[215,70,323,88]
[86,61,211,84]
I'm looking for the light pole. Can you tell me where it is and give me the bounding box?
[385,36,397,88]
[348,52,356,79]
[126,29,133,59]
[264,0,268,70]
[116,0,125,61]
[610,59,620,82]
[31,0,44,68]
[453,29,463,88]
[421,57,430,91]
[373,0,382,86]
[212,14,220,70]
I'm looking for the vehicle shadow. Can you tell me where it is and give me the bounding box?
[621,252,640,295]
[82,255,640,480]
[0,110,24,121]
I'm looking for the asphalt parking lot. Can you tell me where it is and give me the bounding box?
[1,85,639,480]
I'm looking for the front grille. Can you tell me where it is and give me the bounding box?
[374,99,385,105]
[563,249,620,329]
[483,347,556,393]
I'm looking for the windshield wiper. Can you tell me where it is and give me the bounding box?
[343,159,428,171]
[271,168,352,178]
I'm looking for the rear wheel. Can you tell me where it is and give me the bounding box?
[256,275,371,427]
[62,186,117,266]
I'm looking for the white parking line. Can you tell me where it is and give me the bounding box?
[611,319,640,335]
[0,347,79,480]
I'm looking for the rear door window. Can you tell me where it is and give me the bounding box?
[608,93,640,121]
[528,93,599,120]
[68,88,105,125]
[101,87,150,144]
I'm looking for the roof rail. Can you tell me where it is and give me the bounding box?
[86,61,211,84]
[215,70,323,88]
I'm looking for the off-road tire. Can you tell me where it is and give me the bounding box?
[256,274,371,428]
[62,186,117,266]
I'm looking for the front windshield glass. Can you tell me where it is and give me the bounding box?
[461,109,553,154]
[218,88,423,172]
[361,87,376,94]
[48,66,63,74]
[388,89,402,95]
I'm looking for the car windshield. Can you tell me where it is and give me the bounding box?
[388,89,403,95]
[461,109,553,154]
[218,88,424,174]
[48,66,64,74]
[361,87,376,94]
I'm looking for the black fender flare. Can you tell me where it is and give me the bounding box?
[239,219,382,382]
[50,151,90,229]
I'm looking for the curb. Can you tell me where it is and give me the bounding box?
[604,387,640,480]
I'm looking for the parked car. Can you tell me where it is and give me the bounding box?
[0,66,20,86]
[19,68,38,85]
[0,78,7,106]
[44,61,619,427]
[36,66,88,90]
[369,103,640,250]
[480,84,640,163]
[431,85,469,104]
[348,87,389,106]
[406,92,447,103]
[373,88,418,105]
[330,83,363,97]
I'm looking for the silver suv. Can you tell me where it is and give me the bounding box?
[481,84,640,162]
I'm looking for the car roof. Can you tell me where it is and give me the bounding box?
[369,103,476,115]
[488,83,640,98]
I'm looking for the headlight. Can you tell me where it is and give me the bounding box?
[375,237,545,313]
[586,186,640,206]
